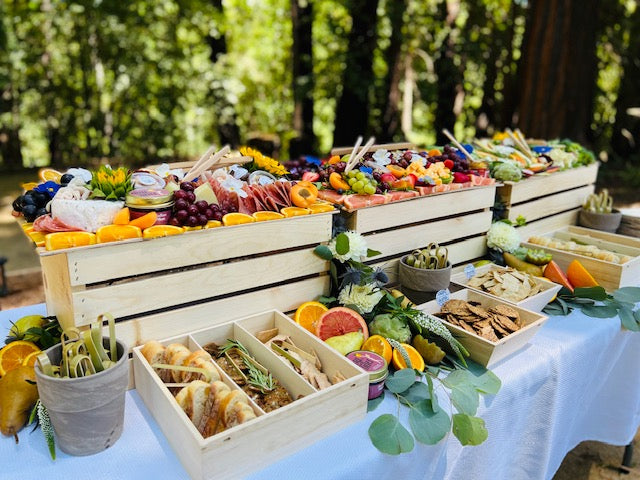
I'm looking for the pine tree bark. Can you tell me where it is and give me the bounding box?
[376,0,407,142]
[611,6,640,158]
[290,0,316,157]
[207,0,240,147]
[514,0,600,143]
[332,0,380,147]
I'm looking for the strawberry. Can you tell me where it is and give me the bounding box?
[302,171,320,182]
[452,172,470,183]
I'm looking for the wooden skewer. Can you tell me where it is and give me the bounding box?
[442,129,473,160]
[515,128,536,156]
[184,146,216,180]
[346,136,376,172]
[183,145,231,182]
[505,129,535,162]
[347,136,363,170]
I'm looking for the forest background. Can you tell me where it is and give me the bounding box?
[1,0,639,189]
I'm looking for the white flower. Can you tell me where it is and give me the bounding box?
[486,222,521,253]
[338,283,384,314]
[371,149,391,167]
[221,177,248,198]
[229,164,249,179]
[65,167,92,183]
[328,230,368,262]
[411,153,426,165]
[154,163,184,180]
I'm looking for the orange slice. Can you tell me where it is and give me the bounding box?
[294,301,329,334]
[205,220,222,229]
[142,225,184,239]
[44,231,97,251]
[566,259,599,288]
[361,335,392,365]
[21,350,41,368]
[281,207,311,217]
[329,172,350,191]
[28,231,46,247]
[21,222,34,232]
[253,211,285,222]
[0,341,41,376]
[386,164,406,178]
[391,343,425,372]
[183,226,203,231]
[21,182,40,191]
[113,207,130,225]
[222,213,255,226]
[39,168,63,183]
[96,225,142,243]
[129,211,157,229]
[308,202,335,214]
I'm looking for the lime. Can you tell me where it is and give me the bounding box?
[473,260,492,267]
[325,331,365,356]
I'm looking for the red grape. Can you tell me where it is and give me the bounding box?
[204,208,214,219]
[169,217,182,227]
[197,214,208,226]
[175,198,189,210]
[174,210,188,222]
[180,182,195,192]
[187,204,199,216]
[173,189,188,200]
[185,191,196,203]
[195,200,208,213]
[187,215,198,227]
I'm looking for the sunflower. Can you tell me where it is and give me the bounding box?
[240,146,289,176]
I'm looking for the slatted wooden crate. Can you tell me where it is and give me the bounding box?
[496,163,599,228]
[40,213,334,343]
[132,310,368,480]
[338,185,496,283]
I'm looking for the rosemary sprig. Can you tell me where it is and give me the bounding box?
[245,360,275,393]
[218,339,249,357]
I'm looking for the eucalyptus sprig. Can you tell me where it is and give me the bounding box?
[543,286,640,331]
[367,362,501,454]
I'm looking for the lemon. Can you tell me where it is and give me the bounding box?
[9,315,45,342]
[324,331,364,356]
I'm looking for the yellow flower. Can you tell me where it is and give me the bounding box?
[239,146,289,176]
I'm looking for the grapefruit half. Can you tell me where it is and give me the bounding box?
[315,307,369,341]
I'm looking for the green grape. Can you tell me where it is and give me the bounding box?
[347,170,357,178]
[363,184,376,195]
[356,172,366,181]
[353,181,364,192]
[348,177,356,186]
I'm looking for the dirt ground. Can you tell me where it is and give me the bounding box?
[0,171,638,477]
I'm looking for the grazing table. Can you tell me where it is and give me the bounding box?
[1,302,638,480]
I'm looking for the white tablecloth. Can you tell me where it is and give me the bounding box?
[1,302,638,480]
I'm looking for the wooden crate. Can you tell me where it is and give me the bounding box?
[40,213,334,334]
[497,163,599,225]
[340,186,496,282]
[417,289,548,367]
[521,225,640,291]
[450,263,562,313]
[132,310,368,480]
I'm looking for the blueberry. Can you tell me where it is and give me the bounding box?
[60,173,74,185]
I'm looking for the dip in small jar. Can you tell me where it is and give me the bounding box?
[346,350,388,400]
[125,189,174,225]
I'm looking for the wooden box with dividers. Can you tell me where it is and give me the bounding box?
[497,163,599,235]
[132,309,369,480]
[39,212,334,347]
[521,225,640,292]
[418,289,548,367]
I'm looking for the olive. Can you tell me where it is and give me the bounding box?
[60,173,74,185]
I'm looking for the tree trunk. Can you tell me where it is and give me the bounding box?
[332,0,380,147]
[290,0,316,157]
[611,6,640,158]
[434,0,463,146]
[376,0,407,142]
[514,0,600,143]
[207,0,240,147]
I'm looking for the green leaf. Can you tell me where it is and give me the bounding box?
[368,414,414,455]
[386,368,417,393]
[452,414,489,446]
[442,371,479,415]
[543,304,566,316]
[574,286,608,301]
[399,382,430,405]
[425,374,439,412]
[556,298,569,315]
[468,369,501,395]
[335,233,350,255]
[580,304,619,318]
[409,400,451,445]
[314,245,333,260]
[619,307,640,332]
[367,248,381,257]
[367,393,385,412]
[613,287,640,304]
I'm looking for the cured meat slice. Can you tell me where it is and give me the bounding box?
[317,189,345,205]
[385,190,419,203]
[343,194,387,210]
[33,214,84,233]
[416,186,434,196]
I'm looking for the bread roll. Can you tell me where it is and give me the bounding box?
[183,357,221,383]
[140,341,172,383]
[198,381,231,437]
[166,343,191,382]
[175,380,210,429]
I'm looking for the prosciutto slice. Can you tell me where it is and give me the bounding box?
[33,214,84,233]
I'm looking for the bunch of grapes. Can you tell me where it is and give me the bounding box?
[284,157,321,180]
[169,182,236,227]
[12,190,50,222]
[427,146,470,172]
[345,170,378,195]
[318,161,347,182]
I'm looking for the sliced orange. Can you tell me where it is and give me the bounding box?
[96,225,142,243]
[386,164,406,178]
[39,168,63,183]
[21,182,39,191]
[427,148,442,157]
[252,211,285,222]
[391,343,425,372]
[361,335,392,365]
[308,202,335,214]
[0,341,41,376]
[566,259,599,288]
[281,207,311,217]
[329,172,350,191]
[129,211,157,229]
[21,350,41,368]
[28,231,46,247]
[113,207,130,225]
[21,222,34,232]
[205,220,222,229]
[142,225,184,239]
[294,301,329,334]
[222,213,255,226]
[45,231,97,251]
[183,226,203,231]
